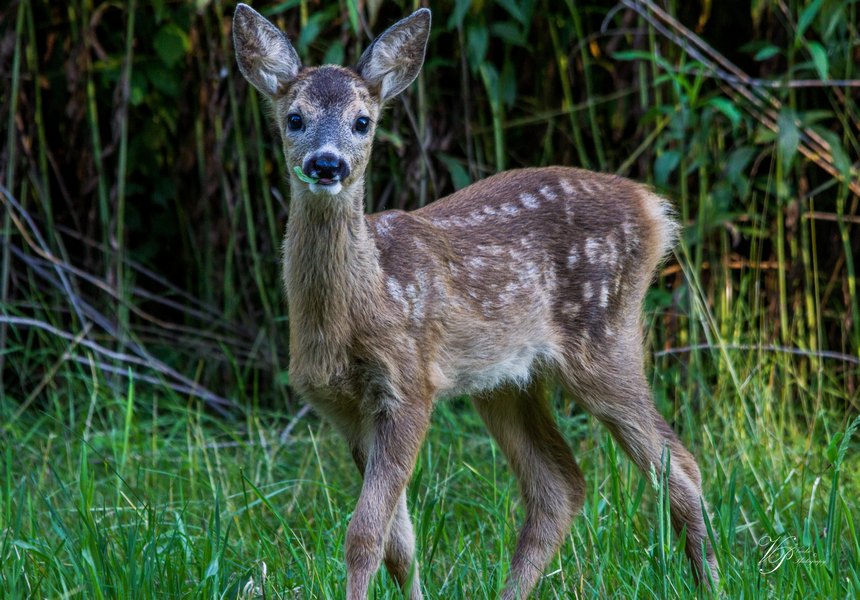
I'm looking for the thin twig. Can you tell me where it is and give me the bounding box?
[2,316,235,415]
[655,343,859,365]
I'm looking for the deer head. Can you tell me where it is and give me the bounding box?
[233,3,431,198]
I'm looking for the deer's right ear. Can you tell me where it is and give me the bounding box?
[233,3,301,98]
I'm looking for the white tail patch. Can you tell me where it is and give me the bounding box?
[642,192,680,261]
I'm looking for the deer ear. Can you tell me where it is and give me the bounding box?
[356,8,431,102]
[233,3,302,98]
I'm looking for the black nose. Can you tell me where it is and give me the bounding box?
[306,153,350,182]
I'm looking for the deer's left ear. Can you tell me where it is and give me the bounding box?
[356,8,431,102]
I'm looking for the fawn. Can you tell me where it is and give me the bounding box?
[233,4,718,598]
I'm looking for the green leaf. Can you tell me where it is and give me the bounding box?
[293,165,318,184]
[322,40,345,66]
[490,21,525,46]
[466,24,489,72]
[204,558,219,579]
[344,0,359,34]
[496,0,528,27]
[296,6,338,54]
[500,60,517,108]
[447,0,472,30]
[807,41,828,79]
[813,127,851,178]
[826,431,843,464]
[776,108,800,168]
[612,50,656,62]
[130,70,148,105]
[796,0,823,41]
[754,45,781,61]
[725,146,756,181]
[654,150,680,186]
[437,153,472,190]
[706,97,742,130]
[145,63,180,97]
[154,23,190,68]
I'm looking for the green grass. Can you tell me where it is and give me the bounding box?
[2,353,858,599]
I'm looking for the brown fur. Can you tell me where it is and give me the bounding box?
[233,5,718,598]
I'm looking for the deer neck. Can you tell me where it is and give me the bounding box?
[283,177,382,387]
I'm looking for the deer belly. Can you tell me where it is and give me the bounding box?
[434,338,561,398]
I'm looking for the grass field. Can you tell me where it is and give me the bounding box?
[2,342,858,598]
[2,0,859,598]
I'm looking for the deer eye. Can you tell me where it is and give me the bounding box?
[354,116,370,134]
[287,114,303,131]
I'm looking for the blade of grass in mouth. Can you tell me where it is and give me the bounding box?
[293,165,319,184]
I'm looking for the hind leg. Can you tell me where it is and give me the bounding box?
[473,379,586,600]
[561,343,718,587]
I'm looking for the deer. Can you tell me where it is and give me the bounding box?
[232,4,718,599]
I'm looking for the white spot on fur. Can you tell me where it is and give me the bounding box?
[563,301,581,318]
[602,235,619,268]
[579,180,595,196]
[582,281,594,302]
[564,203,575,225]
[501,203,520,216]
[613,273,623,294]
[520,193,539,209]
[559,179,575,196]
[539,185,557,201]
[482,205,500,217]
[467,256,486,269]
[375,213,396,237]
[599,281,609,308]
[386,277,409,314]
[567,246,580,269]
[584,238,600,262]
[465,212,487,226]
[477,244,505,257]
[622,220,634,237]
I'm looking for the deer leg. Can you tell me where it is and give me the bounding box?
[345,403,430,600]
[349,446,422,599]
[564,351,719,588]
[383,492,422,598]
[472,380,586,600]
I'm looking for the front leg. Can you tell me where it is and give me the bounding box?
[349,451,423,599]
[346,403,431,600]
